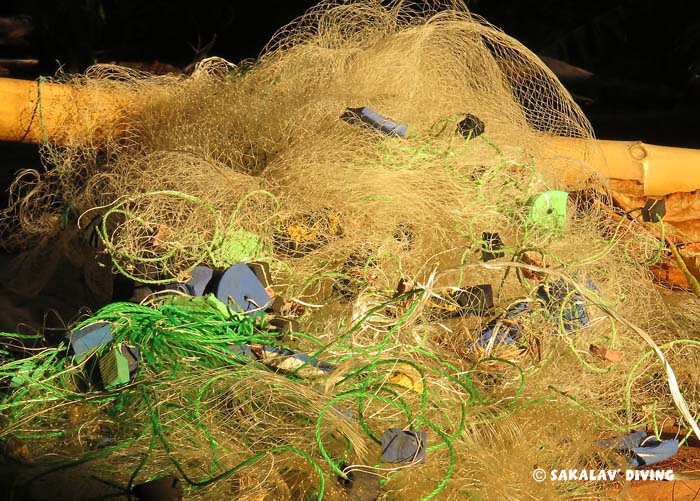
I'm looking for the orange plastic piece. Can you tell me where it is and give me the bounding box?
[589,344,624,363]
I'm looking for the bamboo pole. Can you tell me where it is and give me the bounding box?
[1,77,699,198]
[549,136,700,196]
[1,76,698,288]
[0,77,129,144]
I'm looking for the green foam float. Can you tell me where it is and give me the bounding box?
[526,190,568,233]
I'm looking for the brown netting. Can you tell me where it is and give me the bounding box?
[2,1,699,500]
[0,0,598,285]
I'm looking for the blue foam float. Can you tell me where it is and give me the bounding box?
[599,430,679,467]
[186,265,215,296]
[341,107,408,137]
[475,301,530,348]
[213,263,272,314]
[67,322,113,358]
[165,263,272,315]
[381,428,427,464]
[536,277,597,334]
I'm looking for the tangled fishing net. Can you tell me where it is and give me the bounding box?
[1,0,700,499]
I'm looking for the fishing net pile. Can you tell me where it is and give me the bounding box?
[1,1,700,500]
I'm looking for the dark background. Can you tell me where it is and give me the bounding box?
[1,0,699,147]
